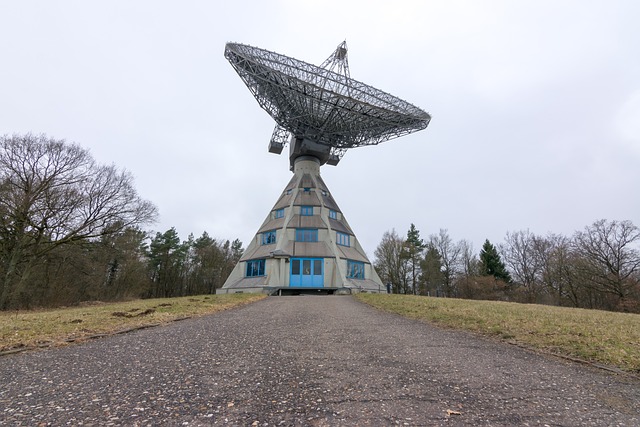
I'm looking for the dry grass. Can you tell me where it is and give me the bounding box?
[0,294,265,353]
[356,294,640,374]
[5,293,638,374]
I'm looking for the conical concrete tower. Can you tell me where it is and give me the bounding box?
[218,155,384,294]
[218,42,430,294]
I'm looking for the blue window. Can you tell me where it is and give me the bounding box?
[337,232,350,246]
[275,208,284,219]
[329,210,337,220]
[347,260,364,279]
[303,187,311,193]
[296,228,318,242]
[286,189,292,195]
[262,230,276,245]
[246,259,265,277]
[301,206,313,216]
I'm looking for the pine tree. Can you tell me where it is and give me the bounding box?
[402,224,426,294]
[148,228,188,297]
[420,243,444,296]
[479,239,512,283]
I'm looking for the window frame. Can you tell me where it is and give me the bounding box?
[347,260,365,279]
[329,210,337,219]
[295,228,318,242]
[336,231,350,246]
[262,230,276,245]
[274,208,284,219]
[246,259,266,277]
[300,205,313,216]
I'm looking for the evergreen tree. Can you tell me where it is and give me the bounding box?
[148,227,188,297]
[230,239,244,264]
[97,226,151,300]
[189,232,222,294]
[402,224,426,295]
[219,238,244,291]
[420,243,444,296]
[479,239,512,283]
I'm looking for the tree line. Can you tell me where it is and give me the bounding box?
[4,134,638,313]
[0,134,242,309]
[374,220,640,313]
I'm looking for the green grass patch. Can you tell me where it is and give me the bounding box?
[356,294,640,374]
[1,294,266,353]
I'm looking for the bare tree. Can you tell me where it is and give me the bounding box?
[572,219,640,310]
[456,240,480,299]
[374,229,408,294]
[458,239,478,277]
[540,234,579,306]
[429,229,461,297]
[0,134,157,308]
[501,230,545,303]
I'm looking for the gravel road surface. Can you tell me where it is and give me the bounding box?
[1,296,639,426]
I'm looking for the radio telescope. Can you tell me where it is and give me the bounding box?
[218,42,430,295]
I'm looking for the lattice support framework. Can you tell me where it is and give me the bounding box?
[225,41,431,165]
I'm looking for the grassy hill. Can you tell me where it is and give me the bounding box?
[0,294,265,355]
[356,294,640,374]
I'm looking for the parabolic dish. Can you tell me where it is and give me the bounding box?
[225,42,431,149]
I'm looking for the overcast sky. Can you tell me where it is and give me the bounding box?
[1,1,639,258]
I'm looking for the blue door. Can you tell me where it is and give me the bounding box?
[290,258,324,287]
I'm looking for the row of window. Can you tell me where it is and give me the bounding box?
[261,229,351,245]
[288,187,314,195]
[245,258,364,279]
[273,207,338,218]
[286,187,328,195]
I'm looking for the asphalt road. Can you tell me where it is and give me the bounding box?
[1,296,639,426]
